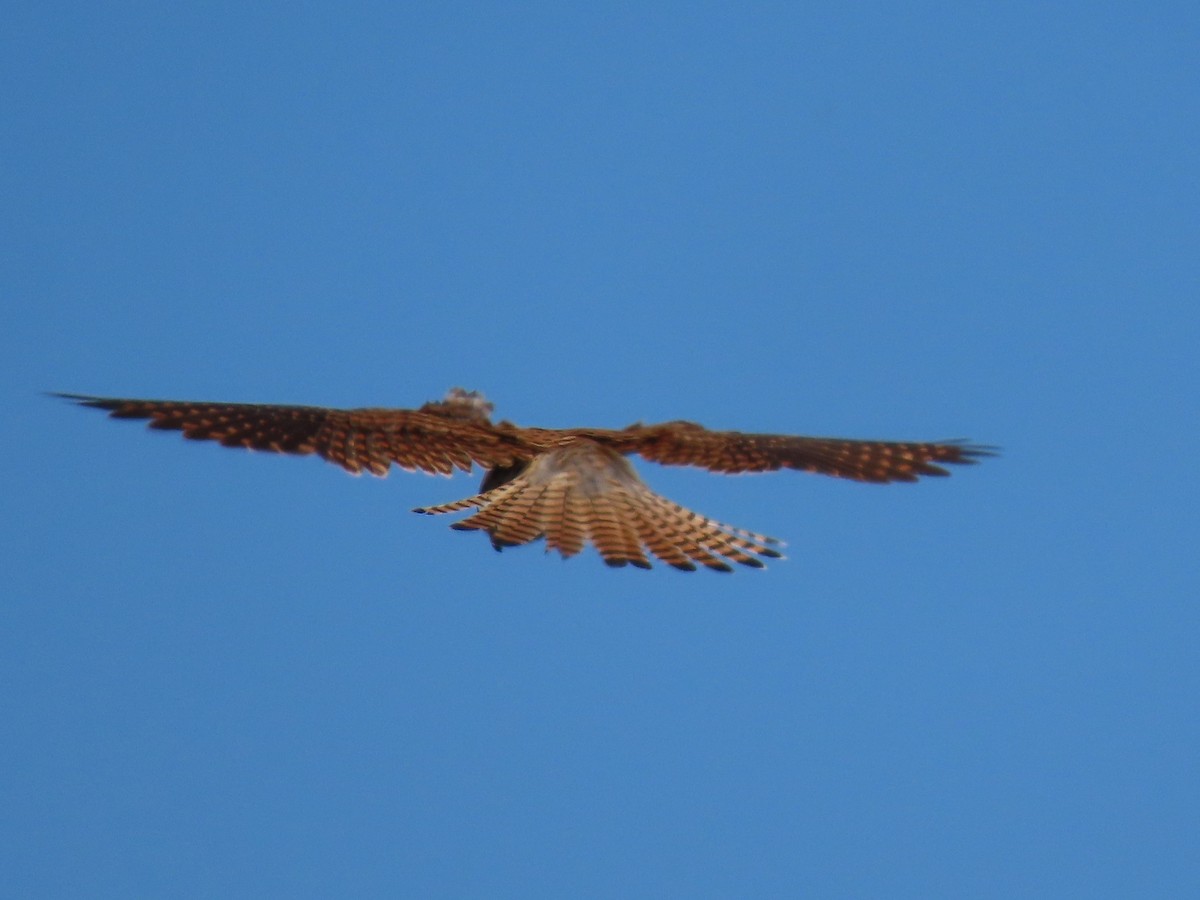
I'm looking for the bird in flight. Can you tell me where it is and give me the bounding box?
[57,388,991,572]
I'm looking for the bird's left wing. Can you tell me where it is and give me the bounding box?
[54,394,531,476]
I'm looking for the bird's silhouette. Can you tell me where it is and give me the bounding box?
[57,388,991,571]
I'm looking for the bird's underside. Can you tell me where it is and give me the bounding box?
[56,388,992,572]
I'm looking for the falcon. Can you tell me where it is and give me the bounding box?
[56,388,991,572]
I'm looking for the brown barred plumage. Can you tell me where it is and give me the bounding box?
[414,442,783,571]
[56,388,993,571]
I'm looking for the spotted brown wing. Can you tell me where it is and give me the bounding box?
[55,394,530,476]
[607,421,993,482]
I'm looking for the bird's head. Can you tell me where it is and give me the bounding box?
[419,387,495,424]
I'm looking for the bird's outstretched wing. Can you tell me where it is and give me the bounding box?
[415,440,782,572]
[587,422,993,482]
[53,394,529,476]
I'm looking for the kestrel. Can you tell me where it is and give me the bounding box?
[57,388,991,572]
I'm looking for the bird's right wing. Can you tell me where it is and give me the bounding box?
[600,421,993,482]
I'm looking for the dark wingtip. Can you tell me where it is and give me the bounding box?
[946,440,1001,462]
[49,393,133,415]
[49,392,106,406]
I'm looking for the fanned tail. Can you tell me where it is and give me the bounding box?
[414,460,782,572]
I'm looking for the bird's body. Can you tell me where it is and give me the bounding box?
[58,388,991,571]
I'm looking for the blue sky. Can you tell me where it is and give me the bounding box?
[3,2,1198,896]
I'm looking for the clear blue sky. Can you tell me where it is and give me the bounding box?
[4,3,1198,897]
